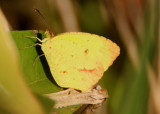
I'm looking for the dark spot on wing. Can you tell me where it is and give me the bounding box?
[84,49,88,54]
[61,71,67,74]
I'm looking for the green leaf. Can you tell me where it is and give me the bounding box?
[11,30,61,94]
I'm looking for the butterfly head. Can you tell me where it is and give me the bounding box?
[45,29,54,39]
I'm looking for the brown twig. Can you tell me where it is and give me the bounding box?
[45,85,108,109]
[74,100,107,114]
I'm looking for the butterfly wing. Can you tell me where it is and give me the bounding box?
[42,32,120,91]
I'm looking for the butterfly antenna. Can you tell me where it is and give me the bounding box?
[34,8,54,37]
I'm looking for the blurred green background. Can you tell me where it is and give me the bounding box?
[0,0,159,114]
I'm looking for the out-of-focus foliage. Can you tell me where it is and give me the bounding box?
[0,9,45,114]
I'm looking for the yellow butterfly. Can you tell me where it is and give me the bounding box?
[41,31,120,92]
